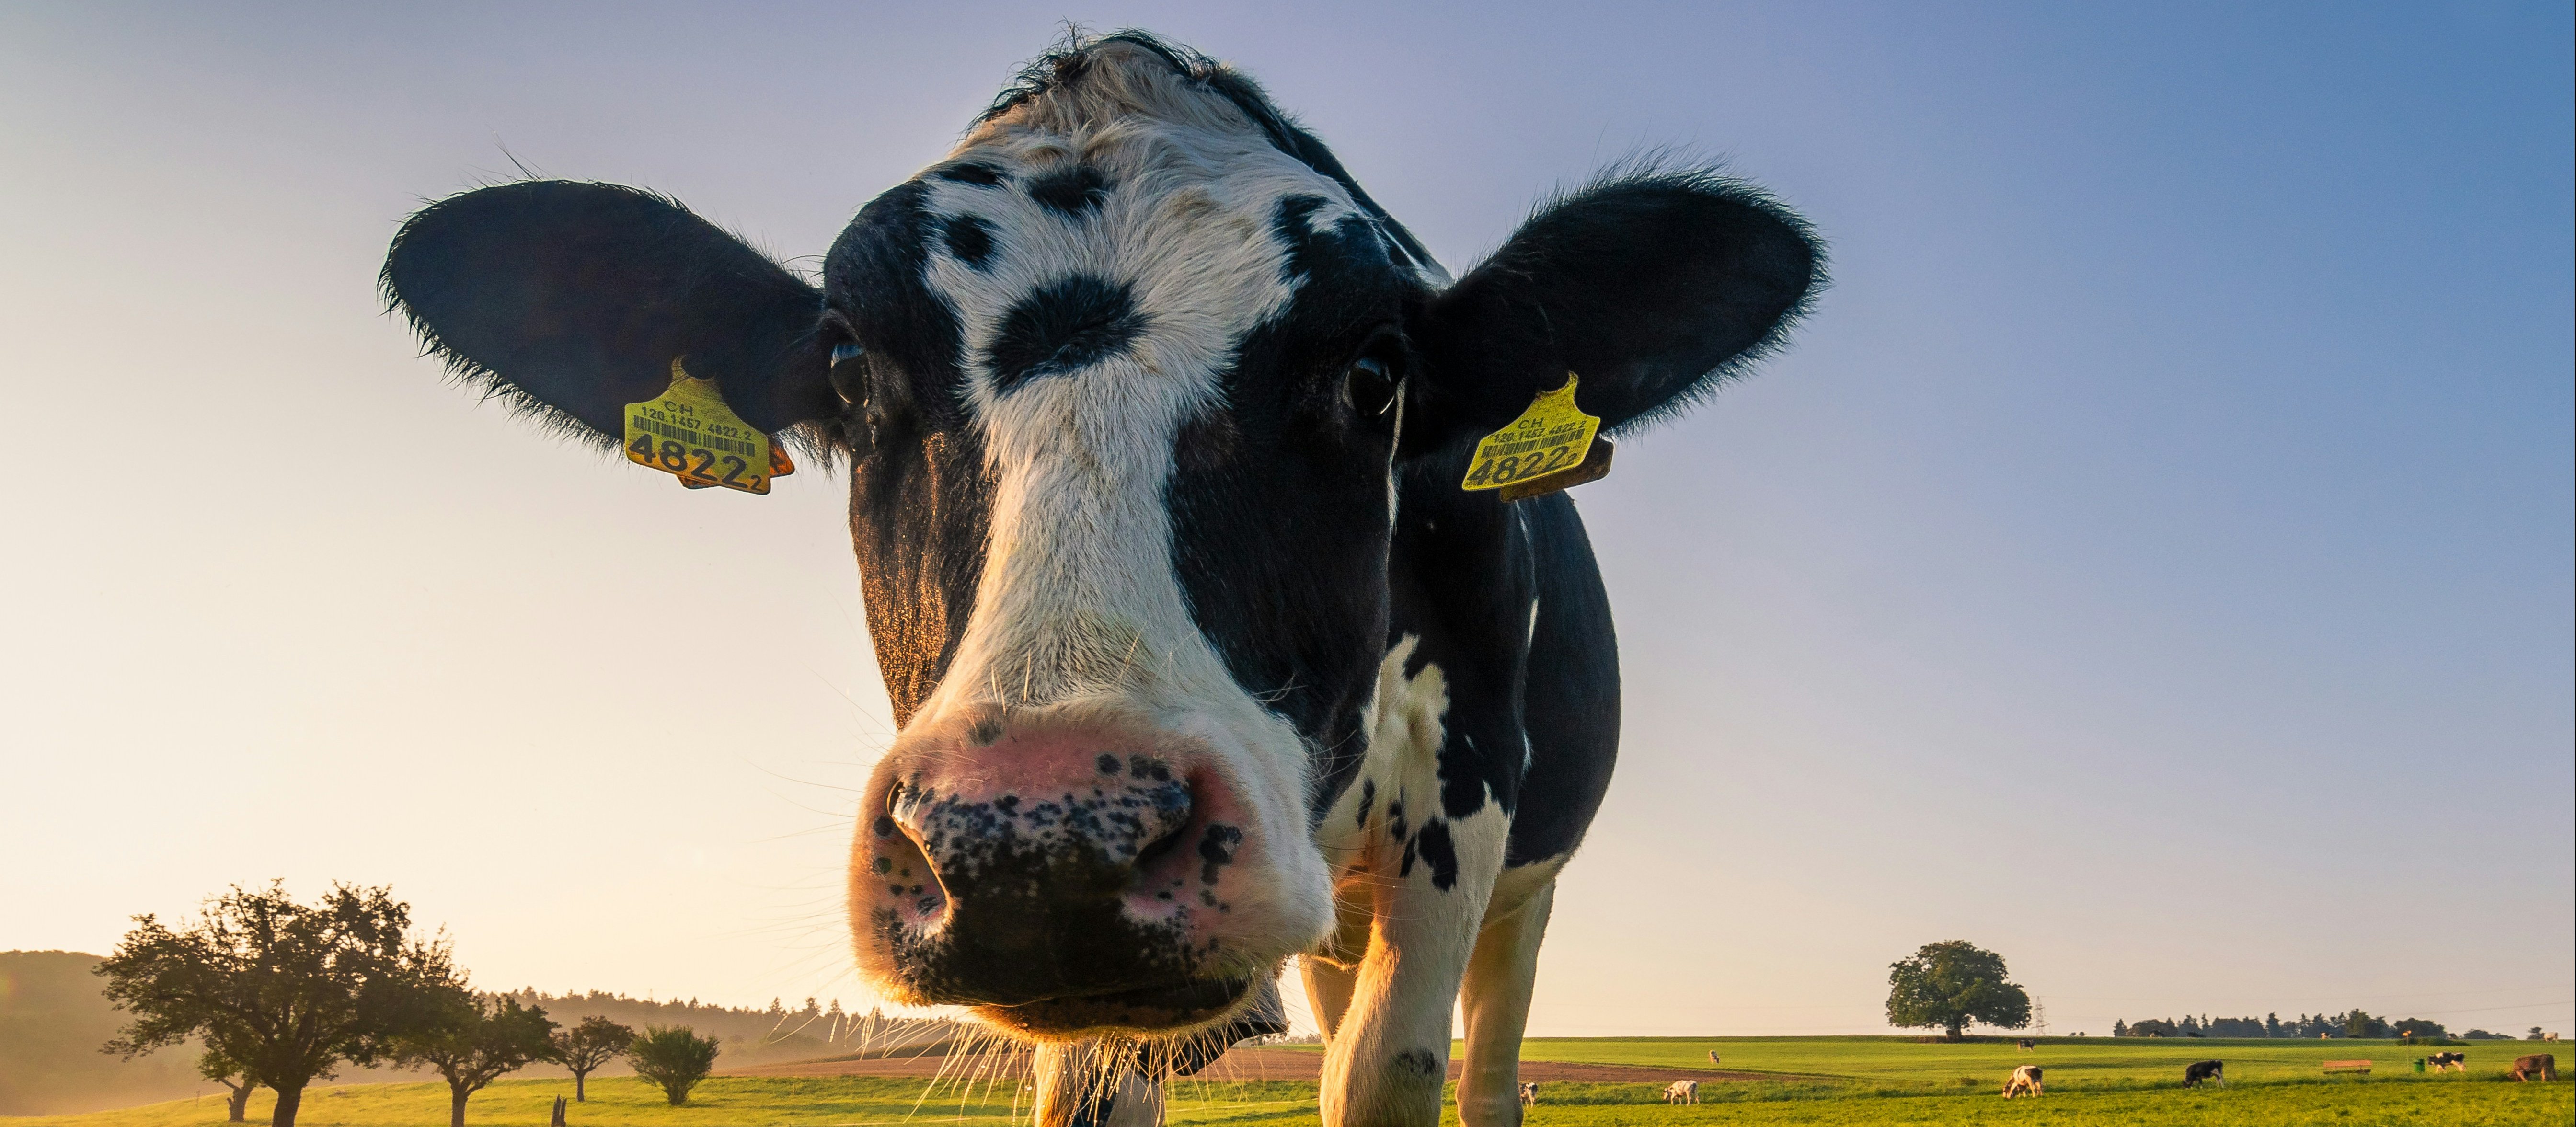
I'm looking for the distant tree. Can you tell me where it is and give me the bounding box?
[2530,1027,2546,1039]
[2391,1018,2449,1041]
[626,1026,720,1105]
[198,1044,259,1123]
[2129,1019,2180,1038]
[2461,1029,2506,1040]
[2111,1019,2128,1038]
[2341,1010,2388,1039]
[551,1016,635,1102]
[1884,941,2032,1041]
[2265,1013,2282,1038]
[391,989,558,1127]
[95,883,453,1127]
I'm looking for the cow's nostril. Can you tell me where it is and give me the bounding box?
[1131,819,1189,873]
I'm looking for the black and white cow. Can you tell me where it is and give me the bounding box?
[2182,1059,2224,1088]
[380,31,1818,1127]
[2001,1064,2042,1098]
[2426,1051,2466,1073]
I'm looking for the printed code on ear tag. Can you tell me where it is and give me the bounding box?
[1462,373,1602,494]
[622,357,781,495]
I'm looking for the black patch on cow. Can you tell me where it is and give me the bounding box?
[1271,195,1329,281]
[942,214,996,267]
[932,161,1005,186]
[1354,778,1375,828]
[1413,818,1459,891]
[1197,825,1242,883]
[986,274,1148,394]
[1393,1048,1440,1078]
[1027,163,1111,216]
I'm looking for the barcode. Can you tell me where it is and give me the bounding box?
[1487,436,1576,457]
[632,415,756,456]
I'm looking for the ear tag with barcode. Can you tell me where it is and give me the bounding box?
[623,358,792,494]
[1460,374,1611,500]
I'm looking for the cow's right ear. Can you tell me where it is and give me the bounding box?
[382,180,840,445]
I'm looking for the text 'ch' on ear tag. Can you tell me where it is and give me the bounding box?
[1461,373,1608,500]
[622,358,781,495]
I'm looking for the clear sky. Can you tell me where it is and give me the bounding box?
[3,1,2568,1039]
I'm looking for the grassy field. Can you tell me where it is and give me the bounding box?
[14,1038,2566,1127]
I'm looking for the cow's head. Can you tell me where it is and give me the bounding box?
[383,32,1817,1040]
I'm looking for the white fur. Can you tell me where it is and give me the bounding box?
[899,71,1378,981]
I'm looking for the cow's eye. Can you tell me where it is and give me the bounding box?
[1342,356,1400,420]
[828,342,868,407]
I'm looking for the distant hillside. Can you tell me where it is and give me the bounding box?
[0,951,206,1116]
[0,950,957,1116]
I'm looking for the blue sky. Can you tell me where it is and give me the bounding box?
[2,1,2566,1036]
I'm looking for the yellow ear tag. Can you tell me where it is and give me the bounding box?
[1460,374,1612,500]
[622,358,786,495]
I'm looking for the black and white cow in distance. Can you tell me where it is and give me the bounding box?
[379,31,1819,1127]
[2182,1059,2224,1088]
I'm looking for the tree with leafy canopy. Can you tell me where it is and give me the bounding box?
[625,1026,720,1105]
[551,1015,635,1102]
[390,989,559,1127]
[1884,940,2032,1041]
[96,883,455,1127]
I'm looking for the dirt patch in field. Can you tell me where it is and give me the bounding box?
[727,1047,1775,1085]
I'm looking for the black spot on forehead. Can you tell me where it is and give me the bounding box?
[943,215,996,268]
[932,161,1006,186]
[986,274,1148,395]
[1027,164,1111,216]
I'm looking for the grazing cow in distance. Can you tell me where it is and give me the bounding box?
[378,27,1820,1127]
[1663,1080,1700,1105]
[1707,1050,1720,1064]
[2014,1039,2036,1052]
[2182,1059,2224,1088]
[1517,1083,1538,1108]
[2426,1051,2466,1072]
[2001,1065,2042,1098]
[2510,1054,2557,1082]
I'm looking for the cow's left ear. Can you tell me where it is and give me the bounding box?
[1405,169,1821,452]
[382,180,840,447]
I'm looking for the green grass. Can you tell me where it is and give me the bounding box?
[1513,1034,2530,1087]
[12,1039,2565,1127]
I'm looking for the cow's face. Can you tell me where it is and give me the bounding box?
[382,32,1816,1042]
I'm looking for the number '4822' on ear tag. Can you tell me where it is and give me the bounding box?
[623,358,795,494]
[1461,373,1612,501]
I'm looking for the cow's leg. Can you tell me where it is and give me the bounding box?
[1457,875,1559,1127]
[1303,955,1360,1043]
[1319,827,1507,1127]
[1311,639,1514,1127]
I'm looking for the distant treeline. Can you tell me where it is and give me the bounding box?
[2111,1010,2525,1040]
[482,987,959,1062]
[0,950,957,1117]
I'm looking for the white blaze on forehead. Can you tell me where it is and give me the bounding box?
[910,115,1359,722]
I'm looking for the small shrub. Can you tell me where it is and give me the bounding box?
[626,1026,721,1105]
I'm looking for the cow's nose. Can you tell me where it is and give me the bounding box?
[885,748,1196,906]
[852,709,1250,1010]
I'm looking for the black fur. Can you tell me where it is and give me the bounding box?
[1411,163,1823,450]
[942,214,997,268]
[1026,163,1112,216]
[986,275,1150,395]
[380,180,838,443]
